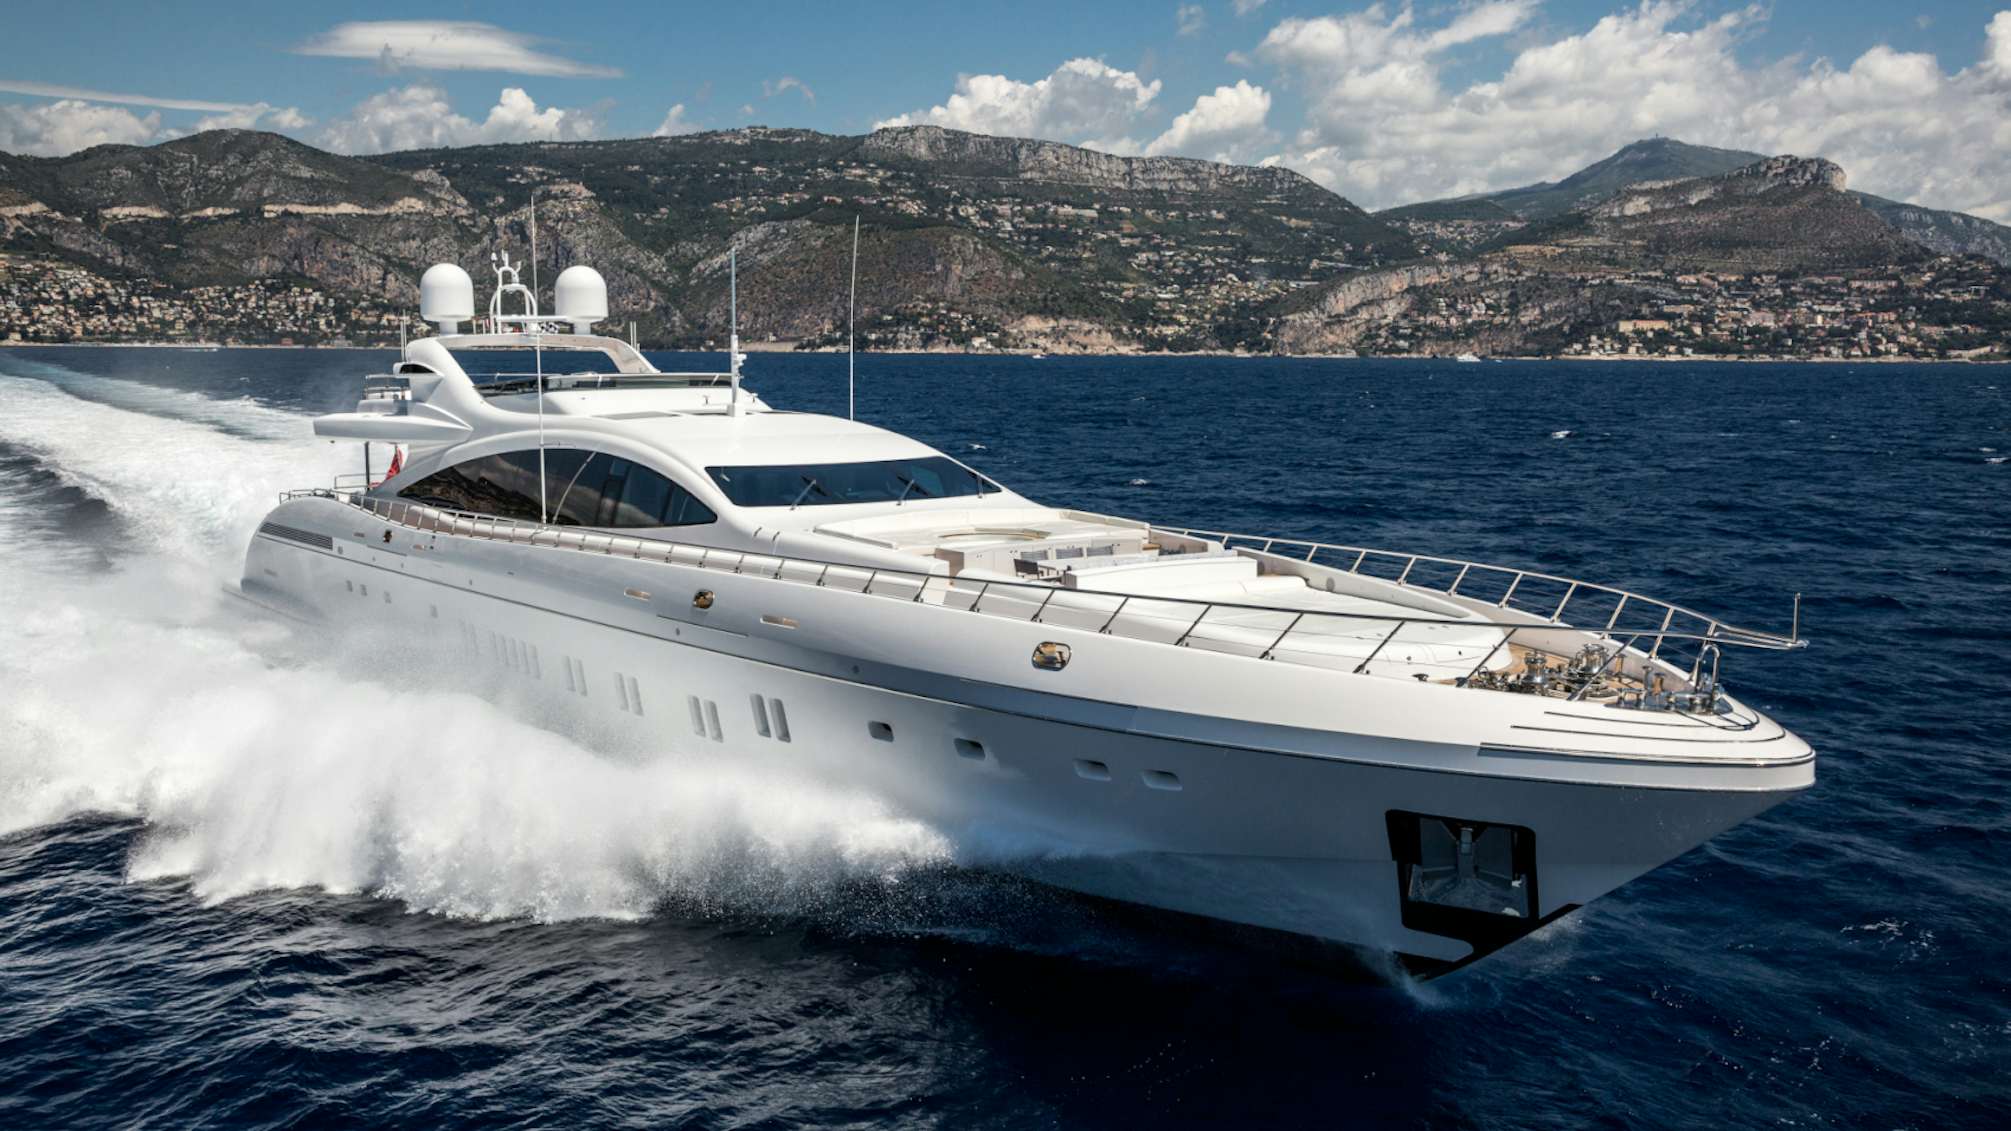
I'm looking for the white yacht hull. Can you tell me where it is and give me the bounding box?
[244,497,1812,973]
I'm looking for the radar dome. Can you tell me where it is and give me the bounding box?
[554,265,608,334]
[419,263,474,334]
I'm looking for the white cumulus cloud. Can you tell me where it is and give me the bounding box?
[1146,80,1274,162]
[875,58,1163,153]
[762,76,815,104]
[653,104,700,137]
[1178,5,1207,38]
[0,85,310,155]
[0,99,159,155]
[193,103,312,132]
[317,85,602,155]
[1255,2,2011,220]
[294,20,620,79]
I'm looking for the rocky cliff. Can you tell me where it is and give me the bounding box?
[1487,156,1923,273]
[861,125,1324,200]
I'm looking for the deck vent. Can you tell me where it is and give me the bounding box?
[1142,770,1183,792]
[1073,759,1111,782]
[751,694,772,738]
[770,700,791,743]
[258,521,333,551]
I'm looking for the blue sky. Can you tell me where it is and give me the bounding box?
[5,2,2011,217]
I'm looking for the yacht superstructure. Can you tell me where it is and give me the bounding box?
[243,257,1813,974]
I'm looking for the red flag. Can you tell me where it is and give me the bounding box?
[373,446,404,487]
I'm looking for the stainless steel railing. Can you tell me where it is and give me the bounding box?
[277,487,1804,707]
[1144,524,1800,650]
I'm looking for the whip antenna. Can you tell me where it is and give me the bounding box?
[728,245,742,415]
[848,215,859,421]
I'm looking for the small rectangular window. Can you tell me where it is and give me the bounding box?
[770,700,791,743]
[751,694,772,738]
[704,700,723,742]
[688,695,706,737]
[614,673,630,713]
[627,676,643,717]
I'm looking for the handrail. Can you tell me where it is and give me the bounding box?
[1147,524,1802,651]
[275,487,1804,706]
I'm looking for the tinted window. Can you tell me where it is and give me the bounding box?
[706,456,995,507]
[396,451,545,521]
[401,449,714,528]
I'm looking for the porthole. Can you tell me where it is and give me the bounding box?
[868,721,895,742]
[953,739,986,761]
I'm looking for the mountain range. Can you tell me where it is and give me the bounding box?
[2,127,2007,356]
[1379,137,2011,264]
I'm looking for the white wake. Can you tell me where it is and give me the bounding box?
[0,363,955,922]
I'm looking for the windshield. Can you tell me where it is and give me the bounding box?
[706,456,996,508]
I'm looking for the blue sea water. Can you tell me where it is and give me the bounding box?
[0,346,2007,1129]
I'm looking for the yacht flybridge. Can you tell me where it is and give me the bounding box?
[243,255,1813,975]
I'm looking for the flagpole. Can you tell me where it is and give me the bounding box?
[536,325,546,524]
[531,188,548,524]
[848,215,858,421]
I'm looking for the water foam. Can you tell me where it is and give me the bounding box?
[0,364,956,924]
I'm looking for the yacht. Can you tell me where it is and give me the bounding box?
[242,256,1813,975]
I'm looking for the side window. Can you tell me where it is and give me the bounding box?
[403,448,714,529]
[550,452,610,526]
[611,461,670,527]
[397,452,543,521]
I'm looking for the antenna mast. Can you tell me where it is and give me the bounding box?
[848,215,859,421]
[728,244,742,416]
[529,188,540,304]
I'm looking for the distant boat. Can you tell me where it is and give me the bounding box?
[1455,353,1481,363]
[1029,352,1047,360]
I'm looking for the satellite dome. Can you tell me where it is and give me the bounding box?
[419,263,474,333]
[554,265,608,334]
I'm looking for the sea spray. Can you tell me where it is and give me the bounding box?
[0,364,959,924]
